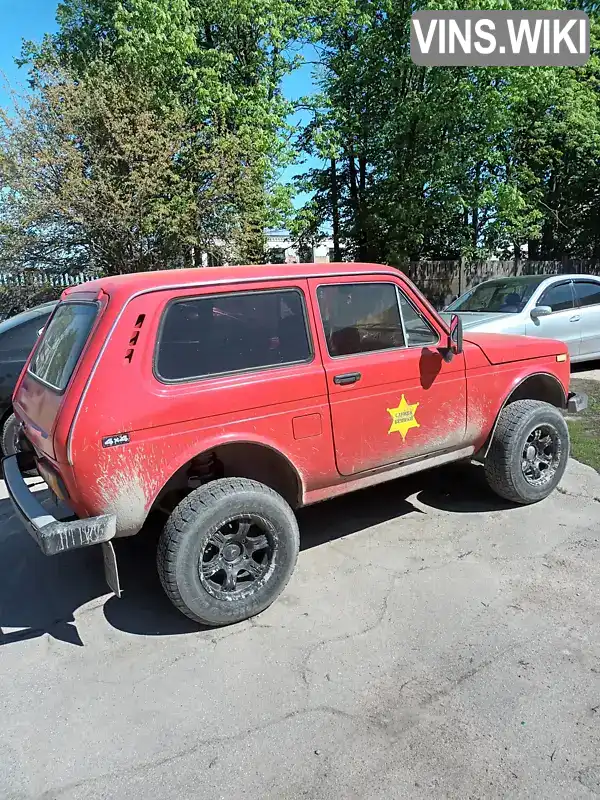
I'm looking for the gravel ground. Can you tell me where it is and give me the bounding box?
[0,460,599,800]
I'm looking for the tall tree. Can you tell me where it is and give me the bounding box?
[2,0,316,272]
[295,0,600,263]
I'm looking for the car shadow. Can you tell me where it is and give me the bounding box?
[572,360,600,376]
[415,461,517,513]
[0,463,516,646]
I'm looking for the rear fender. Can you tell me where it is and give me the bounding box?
[90,431,308,536]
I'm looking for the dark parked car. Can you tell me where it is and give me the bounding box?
[0,301,57,455]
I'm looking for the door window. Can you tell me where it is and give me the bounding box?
[0,316,49,355]
[317,282,438,357]
[538,283,574,313]
[574,280,600,308]
[396,291,439,347]
[317,283,405,356]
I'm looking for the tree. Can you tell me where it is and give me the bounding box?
[2,0,317,272]
[0,65,246,273]
[295,0,600,263]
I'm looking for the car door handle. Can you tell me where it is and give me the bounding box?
[570,315,581,322]
[333,372,362,385]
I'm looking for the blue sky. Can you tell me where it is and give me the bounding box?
[0,1,321,210]
[0,0,58,106]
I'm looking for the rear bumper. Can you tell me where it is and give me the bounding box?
[567,392,588,414]
[2,453,116,556]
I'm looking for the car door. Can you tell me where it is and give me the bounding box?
[573,278,600,360]
[309,275,467,477]
[525,280,580,358]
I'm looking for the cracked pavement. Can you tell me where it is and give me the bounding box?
[1,460,600,799]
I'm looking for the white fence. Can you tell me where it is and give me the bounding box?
[0,271,101,288]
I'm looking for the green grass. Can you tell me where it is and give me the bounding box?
[566,378,600,472]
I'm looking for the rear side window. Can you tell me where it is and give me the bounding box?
[29,302,97,392]
[539,282,574,312]
[575,281,600,308]
[0,316,49,355]
[156,289,312,382]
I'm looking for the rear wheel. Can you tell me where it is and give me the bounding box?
[484,399,569,504]
[157,478,300,626]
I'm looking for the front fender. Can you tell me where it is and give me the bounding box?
[480,370,568,459]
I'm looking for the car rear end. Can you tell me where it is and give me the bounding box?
[2,285,121,590]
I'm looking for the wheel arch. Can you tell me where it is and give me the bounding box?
[482,372,567,458]
[151,436,306,514]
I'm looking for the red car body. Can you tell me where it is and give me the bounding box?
[4,261,582,616]
[10,262,573,539]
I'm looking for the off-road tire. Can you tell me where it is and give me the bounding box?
[157,478,300,626]
[484,399,569,505]
[1,412,19,457]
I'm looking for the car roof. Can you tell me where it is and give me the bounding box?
[544,273,600,281]
[64,262,404,302]
[477,273,600,287]
[475,275,549,287]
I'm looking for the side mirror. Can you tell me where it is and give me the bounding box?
[449,313,463,354]
[443,314,463,362]
[37,327,44,337]
[530,305,552,320]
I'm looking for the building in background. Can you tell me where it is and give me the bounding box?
[265,230,336,264]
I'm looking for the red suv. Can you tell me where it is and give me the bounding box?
[3,263,586,626]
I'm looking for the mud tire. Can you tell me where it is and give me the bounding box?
[157,478,299,626]
[484,399,569,505]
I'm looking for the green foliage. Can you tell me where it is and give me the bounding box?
[294,0,600,263]
[5,0,600,273]
[3,0,314,273]
[567,379,600,473]
[0,284,63,318]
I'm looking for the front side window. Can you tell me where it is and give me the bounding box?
[574,280,600,308]
[29,302,97,392]
[539,283,575,313]
[317,283,405,356]
[156,289,312,381]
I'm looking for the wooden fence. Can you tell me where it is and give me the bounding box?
[403,259,600,308]
[1,259,600,307]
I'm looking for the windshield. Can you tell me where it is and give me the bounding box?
[446,278,545,313]
[29,301,97,392]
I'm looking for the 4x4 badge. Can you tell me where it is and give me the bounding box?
[102,433,130,448]
[387,395,420,440]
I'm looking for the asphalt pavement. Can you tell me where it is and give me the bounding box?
[1,460,599,800]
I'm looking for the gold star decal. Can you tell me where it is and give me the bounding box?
[387,395,420,440]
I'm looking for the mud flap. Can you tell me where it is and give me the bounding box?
[102,541,122,598]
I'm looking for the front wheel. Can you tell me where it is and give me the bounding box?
[157,478,300,626]
[484,399,570,505]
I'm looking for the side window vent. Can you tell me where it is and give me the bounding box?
[125,314,146,363]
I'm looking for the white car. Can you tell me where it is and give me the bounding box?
[443,273,600,363]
